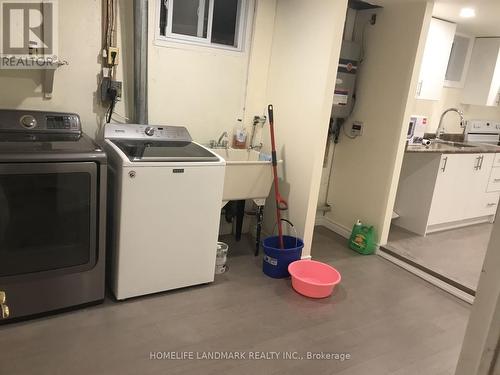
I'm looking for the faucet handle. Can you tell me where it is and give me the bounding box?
[0,291,5,304]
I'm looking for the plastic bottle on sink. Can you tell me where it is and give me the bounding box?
[232,119,247,149]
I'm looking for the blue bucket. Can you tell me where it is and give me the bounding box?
[262,235,304,278]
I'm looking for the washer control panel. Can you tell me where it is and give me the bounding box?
[105,123,193,142]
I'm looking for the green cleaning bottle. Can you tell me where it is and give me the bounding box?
[348,220,376,255]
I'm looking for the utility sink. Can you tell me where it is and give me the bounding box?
[210,148,282,206]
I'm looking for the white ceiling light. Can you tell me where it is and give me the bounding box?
[459,7,476,18]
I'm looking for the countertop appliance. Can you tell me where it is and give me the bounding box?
[407,115,428,145]
[0,109,107,322]
[104,123,225,300]
[465,119,500,145]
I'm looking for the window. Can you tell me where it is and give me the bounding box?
[158,0,247,50]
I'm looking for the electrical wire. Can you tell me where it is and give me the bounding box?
[106,99,116,123]
[323,139,337,210]
[111,111,130,122]
[358,19,370,65]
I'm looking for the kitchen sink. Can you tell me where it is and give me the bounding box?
[209,148,281,206]
[435,140,478,149]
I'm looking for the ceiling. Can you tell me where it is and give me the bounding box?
[433,0,500,36]
[366,0,500,37]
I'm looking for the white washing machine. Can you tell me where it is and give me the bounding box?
[104,123,225,300]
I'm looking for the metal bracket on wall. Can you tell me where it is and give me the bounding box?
[41,57,69,99]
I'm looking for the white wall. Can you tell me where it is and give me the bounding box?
[147,0,260,143]
[263,0,347,257]
[0,0,132,137]
[0,0,116,138]
[324,1,433,245]
[413,86,500,134]
[455,205,500,375]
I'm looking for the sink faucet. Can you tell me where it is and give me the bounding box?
[217,131,228,145]
[248,115,266,151]
[209,131,229,149]
[436,108,464,140]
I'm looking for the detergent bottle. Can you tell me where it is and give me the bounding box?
[348,220,376,255]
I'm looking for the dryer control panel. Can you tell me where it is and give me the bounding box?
[104,123,192,142]
[0,109,81,134]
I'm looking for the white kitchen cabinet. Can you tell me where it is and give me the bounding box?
[427,154,472,225]
[416,18,457,100]
[488,167,500,192]
[444,33,474,89]
[463,154,498,219]
[394,152,499,236]
[462,38,500,106]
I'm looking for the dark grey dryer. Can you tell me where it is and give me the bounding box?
[0,109,107,322]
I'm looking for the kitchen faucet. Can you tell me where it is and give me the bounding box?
[436,108,464,140]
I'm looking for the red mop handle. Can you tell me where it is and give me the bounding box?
[268,104,287,249]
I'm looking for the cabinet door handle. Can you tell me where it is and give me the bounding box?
[441,156,448,172]
[474,156,482,170]
[479,155,484,170]
[487,203,498,207]
[494,178,500,183]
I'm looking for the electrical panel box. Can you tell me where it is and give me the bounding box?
[332,41,361,119]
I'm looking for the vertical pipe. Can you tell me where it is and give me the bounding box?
[134,0,148,124]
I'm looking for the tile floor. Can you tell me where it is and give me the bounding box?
[386,223,492,290]
[0,226,470,374]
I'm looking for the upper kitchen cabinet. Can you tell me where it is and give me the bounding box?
[416,18,457,100]
[462,38,500,107]
[444,33,474,89]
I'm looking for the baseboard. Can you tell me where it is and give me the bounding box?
[377,249,475,304]
[426,215,494,234]
[315,216,352,239]
[315,216,381,250]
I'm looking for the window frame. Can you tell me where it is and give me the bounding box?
[155,0,249,53]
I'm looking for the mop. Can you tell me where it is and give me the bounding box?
[267,104,288,249]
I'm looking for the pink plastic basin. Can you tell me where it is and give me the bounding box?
[288,260,341,298]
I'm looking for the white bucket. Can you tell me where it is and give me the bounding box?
[215,242,229,274]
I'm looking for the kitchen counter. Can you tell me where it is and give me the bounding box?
[406,141,500,154]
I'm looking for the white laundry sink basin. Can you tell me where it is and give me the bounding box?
[210,148,281,205]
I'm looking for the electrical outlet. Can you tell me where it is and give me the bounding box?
[100,77,110,102]
[100,77,122,102]
[107,47,119,65]
[110,80,122,101]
